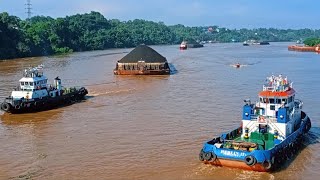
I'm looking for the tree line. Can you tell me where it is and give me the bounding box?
[1,11,320,60]
[303,38,320,46]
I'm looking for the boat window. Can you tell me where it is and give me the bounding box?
[270,105,275,110]
[263,98,269,103]
[25,82,29,86]
[282,99,287,104]
[260,97,263,103]
[289,96,293,103]
[276,99,282,104]
[21,82,24,85]
[269,98,275,103]
[30,82,34,86]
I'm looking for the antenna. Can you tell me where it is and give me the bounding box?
[25,0,32,19]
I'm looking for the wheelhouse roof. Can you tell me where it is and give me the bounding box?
[258,88,295,97]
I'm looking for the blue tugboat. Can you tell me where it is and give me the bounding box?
[0,65,88,114]
[199,75,312,172]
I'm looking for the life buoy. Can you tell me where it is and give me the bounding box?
[244,155,257,166]
[199,150,205,161]
[203,152,212,161]
[210,152,217,162]
[1,102,11,111]
[263,160,272,170]
[258,116,266,123]
[15,104,21,109]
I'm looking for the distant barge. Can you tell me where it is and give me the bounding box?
[243,40,270,46]
[114,45,170,75]
[180,40,204,49]
[288,45,320,53]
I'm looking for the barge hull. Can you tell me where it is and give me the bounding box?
[1,88,88,114]
[113,69,170,75]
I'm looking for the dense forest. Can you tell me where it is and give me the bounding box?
[303,38,320,46]
[1,11,320,60]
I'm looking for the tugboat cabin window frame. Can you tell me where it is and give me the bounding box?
[259,97,288,104]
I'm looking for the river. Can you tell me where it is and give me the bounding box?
[0,42,319,180]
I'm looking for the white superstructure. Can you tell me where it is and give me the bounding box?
[11,65,61,100]
[242,75,303,140]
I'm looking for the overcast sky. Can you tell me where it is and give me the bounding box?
[0,0,318,29]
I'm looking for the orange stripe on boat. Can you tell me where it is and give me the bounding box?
[259,88,295,97]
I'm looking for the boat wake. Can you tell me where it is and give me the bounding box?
[229,61,262,68]
[88,88,137,97]
[230,64,248,68]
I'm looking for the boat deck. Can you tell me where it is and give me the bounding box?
[226,132,275,151]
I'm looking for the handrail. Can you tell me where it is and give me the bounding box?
[245,116,285,139]
[267,120,285,139]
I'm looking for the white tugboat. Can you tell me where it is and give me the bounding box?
[0,65,88,114]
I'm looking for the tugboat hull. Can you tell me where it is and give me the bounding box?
[204,158,268,172]
[1,87,88,114]
[199,113,311,172]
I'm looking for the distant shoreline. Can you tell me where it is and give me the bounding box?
[1,11,319,60]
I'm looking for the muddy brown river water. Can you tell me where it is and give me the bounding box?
[0,43,319,180]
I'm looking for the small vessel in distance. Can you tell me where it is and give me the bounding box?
[243,40,270,46]
[180,41,187,50]
[179,39,204,49]
[0,65,88,114]
[199,75,311,172]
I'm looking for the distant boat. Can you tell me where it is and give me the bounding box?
[243,41,249,46]
[243,40,270,46]
[259,41,270,45]
[180,39,204,49]
[296,40,303,44]
[180,41,187,50]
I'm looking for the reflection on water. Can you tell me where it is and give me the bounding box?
[0,43,320,180]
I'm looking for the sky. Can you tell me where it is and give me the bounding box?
[0,0,319,29]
